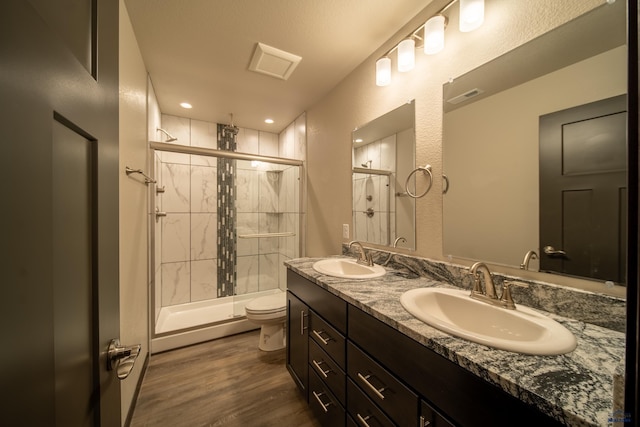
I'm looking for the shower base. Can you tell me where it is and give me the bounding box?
[151,289,283,353]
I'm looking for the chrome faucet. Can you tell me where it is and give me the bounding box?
[393,236,407,248]
[469,262,498,300]
[348,241,373,266]
[468,262,528,310]
[520,250,538,270]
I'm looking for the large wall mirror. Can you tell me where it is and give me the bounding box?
[443,1,627,284]
[352,100,416,250]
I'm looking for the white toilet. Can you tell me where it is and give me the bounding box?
[245,291,287,351]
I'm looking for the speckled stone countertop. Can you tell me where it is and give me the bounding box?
[285,257,626,427]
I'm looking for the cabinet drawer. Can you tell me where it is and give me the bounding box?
[347,378,394,427]
[309,339,346,404]
[309,369,346,427]
[310,310,346,367]
[348,341,418,427]
[287,269,347,333]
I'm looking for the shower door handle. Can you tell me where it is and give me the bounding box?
[107,339,141,380]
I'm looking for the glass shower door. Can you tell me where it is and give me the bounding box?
[233,160,301,317]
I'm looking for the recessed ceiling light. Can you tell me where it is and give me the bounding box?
[180,102,192,109]
[264,118,274,124]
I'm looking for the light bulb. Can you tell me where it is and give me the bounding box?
[397,39,415,72]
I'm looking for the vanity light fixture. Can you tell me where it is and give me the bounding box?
[424,15,447,55]
[374,0,484,86]
[459,0,484,32]
[376,57,392,86]
[397,38,416,72]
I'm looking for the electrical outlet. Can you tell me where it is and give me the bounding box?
[342,224,349,239]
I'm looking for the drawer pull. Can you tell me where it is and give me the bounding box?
[357,372,386,400]
[312,359,331,378]
[312,329,333,345]
[300,311,308,335]
[356,413,372,427]
[420,415,431,427]
[312,391,332,413]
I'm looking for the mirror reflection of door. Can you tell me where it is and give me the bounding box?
[539,94,627,283]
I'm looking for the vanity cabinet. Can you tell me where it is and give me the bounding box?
[287,270,348,426]
[420,400,454,427]
[287,269,565,427]
[286,291,308,395]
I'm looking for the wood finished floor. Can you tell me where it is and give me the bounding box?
[130,330,321,427]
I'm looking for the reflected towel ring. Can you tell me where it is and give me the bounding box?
[442,174,449,194]
[405,165,433,199]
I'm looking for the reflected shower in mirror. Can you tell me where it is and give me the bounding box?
[352,100,416,250]
[442,2,627,284]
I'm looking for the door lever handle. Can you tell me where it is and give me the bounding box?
[108,339,141,380]
[543,245,567,256]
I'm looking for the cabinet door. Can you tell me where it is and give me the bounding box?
[287,291,309,397]
[420,400,455,427]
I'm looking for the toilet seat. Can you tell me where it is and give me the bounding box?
[245,293,286,315]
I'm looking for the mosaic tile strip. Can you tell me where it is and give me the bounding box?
[216,124,238,297]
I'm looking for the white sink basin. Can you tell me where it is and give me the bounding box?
[312,258,386,279]
[400,288,577,355]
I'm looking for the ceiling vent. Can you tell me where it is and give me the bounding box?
[248,43,302,81]
[446,88,485,105]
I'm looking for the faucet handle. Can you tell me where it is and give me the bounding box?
[501,281,529,309]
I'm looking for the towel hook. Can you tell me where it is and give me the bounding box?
[405,165,433,198]
[125,166,156,185]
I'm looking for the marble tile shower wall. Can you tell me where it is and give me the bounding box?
[155,114,304,308]
[352,135,396,245]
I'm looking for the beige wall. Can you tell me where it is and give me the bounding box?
[119,0,151,422]
[305,0,621,294]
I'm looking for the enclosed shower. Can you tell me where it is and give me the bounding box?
[149,123,302,352]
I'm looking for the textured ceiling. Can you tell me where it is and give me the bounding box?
[125,0,432,132]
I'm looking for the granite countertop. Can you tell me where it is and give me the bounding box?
[285,257,626,427]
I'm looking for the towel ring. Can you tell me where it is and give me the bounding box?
[442,174,449,194]
[405,165,433,199]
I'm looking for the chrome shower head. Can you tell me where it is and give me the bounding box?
[223,113,239,136]
[157,127,177,142]
[361,160,372,168]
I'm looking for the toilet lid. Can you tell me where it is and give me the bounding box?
[245,292,286,312]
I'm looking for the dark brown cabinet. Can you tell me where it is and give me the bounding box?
[286,291,309,396]
[287,269,564,427]
[420,400,455,427]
